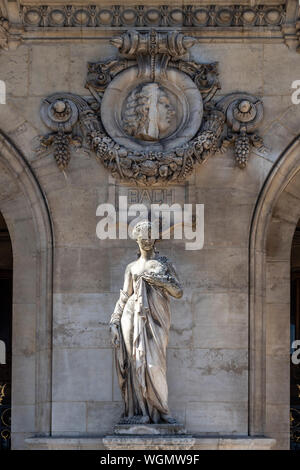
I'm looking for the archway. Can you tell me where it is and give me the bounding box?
[0,130,53,449]
[0,212,12,449]
[250,136,300,449]
[290,220,300,449]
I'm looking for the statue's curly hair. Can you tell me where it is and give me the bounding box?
[132,220,160,257]
[132,220,153,240]
[123,85,153,138]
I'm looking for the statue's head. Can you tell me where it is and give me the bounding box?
[123,83,175,141]
[132,220,158,253]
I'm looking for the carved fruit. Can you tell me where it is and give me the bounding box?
[120,157,132,169]
[159,165,169,178]
[53,131,71,171]
[147,176,157,185]
[140,160,158,176]
[234,133,250,168]
[121,167,134,178]
[180,155,194,179]
[95,141,109,159]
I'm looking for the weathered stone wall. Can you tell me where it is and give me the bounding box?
[1,10,300,448]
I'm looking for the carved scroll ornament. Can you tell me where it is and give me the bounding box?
[0,15,9,50]
[39,29,268,185]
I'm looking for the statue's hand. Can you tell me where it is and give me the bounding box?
[110,323,120,348]
[143,272,168,287]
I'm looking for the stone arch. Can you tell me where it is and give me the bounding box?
[0,130,53,449]
[250,136,300,449]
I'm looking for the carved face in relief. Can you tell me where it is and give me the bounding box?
[122,83,175,141]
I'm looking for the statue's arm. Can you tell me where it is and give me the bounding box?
[110,263,133,325]
[143,259,183,299]
[164,261,183,299]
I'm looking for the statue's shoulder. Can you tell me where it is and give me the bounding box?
[125,260,136,273]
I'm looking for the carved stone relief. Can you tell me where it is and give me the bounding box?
[0,14,9,50]
[122,83,176,141]
[2,3,300,52]
[21,4,286,29]
[0,3,22,51]
[38,29,268,185]
[101,66,203,152]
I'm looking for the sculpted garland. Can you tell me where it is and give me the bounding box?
[38,29,268,185]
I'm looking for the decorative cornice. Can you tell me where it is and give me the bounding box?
[1,2,296,47]
[20,4,286,29]
[0,3,22,51]
[3,3,300,51]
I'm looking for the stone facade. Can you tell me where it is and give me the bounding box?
[0,0,300,450]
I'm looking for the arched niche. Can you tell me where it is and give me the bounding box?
[250,136,300,449]
[0,130,53,449]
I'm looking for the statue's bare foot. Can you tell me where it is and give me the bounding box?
[138,415,150,424]
[161,414,177,424]
[119,416,132,424]
[131,415,150,424]
[119,415,150,424]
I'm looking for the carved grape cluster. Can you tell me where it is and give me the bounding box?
[179,155,194,180]
[53,130,71,171]
[94,139,109,159]
[234,132,250,168]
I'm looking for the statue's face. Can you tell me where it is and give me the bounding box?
[157,91,175,134]
[137,232,155,252]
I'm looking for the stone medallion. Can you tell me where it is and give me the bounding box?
[38,29,268,184]
[101,66,203,152]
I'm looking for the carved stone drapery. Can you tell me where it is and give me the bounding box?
[38,29,268,185]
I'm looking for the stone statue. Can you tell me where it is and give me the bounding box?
[110,220,183,424]
[123,83,175,141]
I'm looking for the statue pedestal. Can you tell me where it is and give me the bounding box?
[25,436,276,450]
[114,423,186,435]
[103,435,195,451]
[104,423,194,450]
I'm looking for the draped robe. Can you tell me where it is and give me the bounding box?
[116,274,171,422]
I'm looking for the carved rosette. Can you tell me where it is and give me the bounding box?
[39,29,268,184]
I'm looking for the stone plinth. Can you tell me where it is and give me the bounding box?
[25,436,276,450]
[104,435,195,450]
[103,436,276,451]
[107,422,190,448]
[114,423,186,435]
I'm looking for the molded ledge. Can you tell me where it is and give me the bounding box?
[25,436,276,450]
